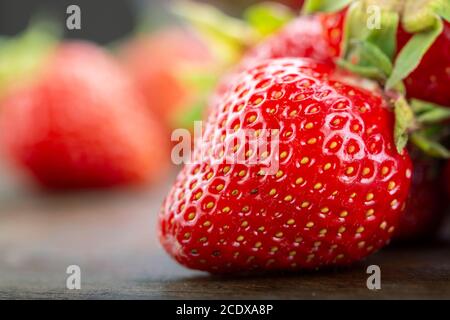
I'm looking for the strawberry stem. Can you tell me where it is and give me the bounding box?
[394,96,417,153]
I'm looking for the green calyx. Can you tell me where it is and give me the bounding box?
[306,0,450,157]
[0,21,58,97]
[402,0,449,32]
[408,100,450,159]
[393,98,450,158]
[174,0,450,155]
[315,0,447,90]
[305,0,449,31]
[386,18,443,90]
[339,0,447,92]
[411,99,450,124]
[244,2,296,36]
[172,1,255,65]
[302,0,354,14]
[172,1,295,65]
[410,131,450,159]
[394,96,417,153]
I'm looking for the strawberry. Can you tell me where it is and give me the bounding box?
[331,0,450,107]
[0,41,169,189]
[280,0,305,10]
[159,58,412,272]
[120,28,214,130]
[395,151,446,240]
[397,22,450,106]
[210,11,345,113]
[241,12,345,68]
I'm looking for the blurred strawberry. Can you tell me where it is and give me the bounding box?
[281,0,305,10]
[242,11,345,67]
[0,41,169,189]
[207,0,304,12]
[395,151,446,240]
[120,28,215,130]
[322,0,450,106]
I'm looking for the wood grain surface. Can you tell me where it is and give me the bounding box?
[0,169,449,300]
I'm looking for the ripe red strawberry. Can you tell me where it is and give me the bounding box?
[397,22,450,106]
[395,152,446,240]
[159,58,412,272]
[0,41,169,189]
[120,28,214,129]
[242,12,345,67]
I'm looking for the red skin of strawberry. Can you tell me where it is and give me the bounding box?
[242,12,345,67]
[397,21,450,106]
[120,28,213,129]
[210,12,345,113]
[159,58,412,273]
[280,0,305,10]
[395,153,446,240]
[0,42,169,189]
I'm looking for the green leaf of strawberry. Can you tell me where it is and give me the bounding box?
[171,0,256,64]
[352,40,393,77]
[402,0,449,32]
[305,0,450,157]
[394,96,416,153]
[172,1,296,64]
[244,2,295,36]
[0,21,59,96]
[411,99,450,124]
[303,0,354,14]
[386,18,443,89]
[340,0,399,61]
[441,1,450,21]
[410,132,450,159]
[337,58,386,79]
[175,0,450,158]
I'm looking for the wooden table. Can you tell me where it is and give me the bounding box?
[0,169,449,300]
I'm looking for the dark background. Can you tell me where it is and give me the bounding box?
[0,0,139,43]
[0,0,271,44]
